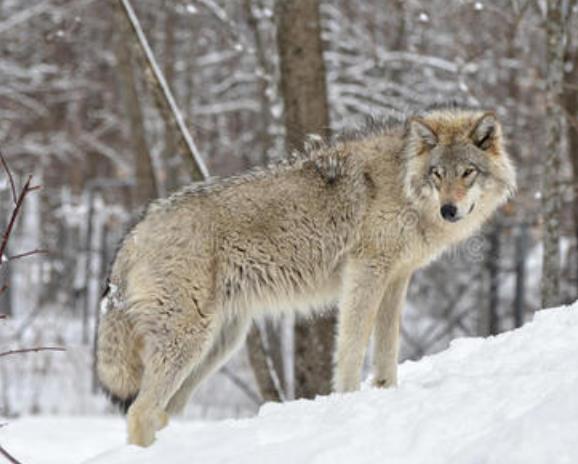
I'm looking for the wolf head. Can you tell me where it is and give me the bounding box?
[402,109,516,224]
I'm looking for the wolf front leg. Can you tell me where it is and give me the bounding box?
[372,273,410,388]
[333,261,388,393]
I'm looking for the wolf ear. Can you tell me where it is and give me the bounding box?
[471,113,498,150]
[407,117,438,150]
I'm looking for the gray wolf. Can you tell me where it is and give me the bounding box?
[95,105,516,446]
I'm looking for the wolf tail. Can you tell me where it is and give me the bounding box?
[95,300,142,414]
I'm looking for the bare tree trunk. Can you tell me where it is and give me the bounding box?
[82,186,96,344]
[485,223,501,335]
[277,0,334,398]
[514,223,528,327]
[277,0,331,148]
[563,34,578,296]
[244,0,277,164]
[161,0,180,192]
[114,5,157,206]
[388,0,407,84]
[541,0,565,308]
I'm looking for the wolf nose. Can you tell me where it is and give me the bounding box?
[440,204,459,222]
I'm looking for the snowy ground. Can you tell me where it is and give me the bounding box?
[2,301,578,464]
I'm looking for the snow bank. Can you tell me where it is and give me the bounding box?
[3,302,578,464]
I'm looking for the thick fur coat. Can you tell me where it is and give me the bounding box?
[96,106,516,446]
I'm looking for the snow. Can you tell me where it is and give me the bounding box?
[3,302,578,464]
[418,12,430,23]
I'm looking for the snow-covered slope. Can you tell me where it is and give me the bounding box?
[3,302,578,464]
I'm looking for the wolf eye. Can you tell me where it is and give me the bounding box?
[462,167,476,178]
[430,167,442,180]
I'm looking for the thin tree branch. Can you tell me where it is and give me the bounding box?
[196,0,247,51]
[7,249,48,262]
[0,152,54,464]
[220,366,262,405]
[0,175,34,266]
[0,150,17,204]
[117,0,209,181]
[0,346,66,358]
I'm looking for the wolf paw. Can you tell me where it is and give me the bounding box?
[127,405,166,447]
[127,420,156,447]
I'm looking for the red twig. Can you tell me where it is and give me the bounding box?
[0,150,17,205]
[0,444,22,464]
[0,346,66,358]
[7,249,48,262]
[0,175,34,266]
[0,160,50,464]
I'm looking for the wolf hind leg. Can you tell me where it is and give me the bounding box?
[166,315,251,415]
[126,317,216,447]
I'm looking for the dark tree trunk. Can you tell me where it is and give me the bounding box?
[114,4,158,207]
[514,223,528,327]
[485,224,501,335]
[161,0,180,193]
[277,0,331,149]
[277,0,334,398]
[244,0,276,165]
[563,40,578,296]
[541,0,565,308]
